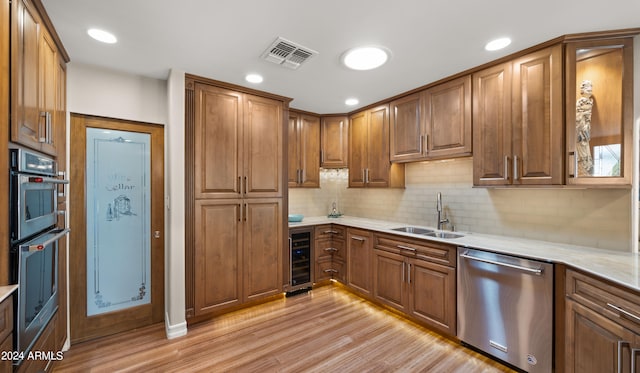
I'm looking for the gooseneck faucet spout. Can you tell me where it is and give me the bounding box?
[436,192,449,230]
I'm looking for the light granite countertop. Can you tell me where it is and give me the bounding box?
[289,216,640,293]
[0,285,18,304]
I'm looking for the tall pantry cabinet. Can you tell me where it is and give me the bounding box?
[185,76,291,318]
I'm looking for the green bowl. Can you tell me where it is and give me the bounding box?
[288,214,304,222]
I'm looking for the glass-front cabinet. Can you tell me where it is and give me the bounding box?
[565,37,633,186]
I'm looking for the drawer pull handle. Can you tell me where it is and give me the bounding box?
[324,269,338,274]
[397,245,416,252]
[607,303,640,323]
[323,247,338,253]
[631,347,639,373]
[323,230,338,234]
[351,236,365,242]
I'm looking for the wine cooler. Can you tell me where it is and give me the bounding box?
[288,228,313,294]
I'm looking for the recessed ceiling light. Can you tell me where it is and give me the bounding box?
[345,98,359,106]
[485,37,511,51]
[245,74,263,84]
[87,28,117,44]
[342,46,390,70]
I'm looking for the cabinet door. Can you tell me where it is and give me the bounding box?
[512,45,563,185]
[348,110,368,187]
[366,105,391,187]
[194,200,243,315]
[566,300,636,373]
[565,38,633,186]
[38,28,58,156]
[11,0,42,150]
[473,63,512,186]
[409,258,456,336]
[390,93,423,162]
[373,249,407,312]
[320,116,348,168]
[194,83,243,199]
[424,75,472,159]
[315,256,334,283]
[243,199,283,302]
[287,113,300,188]
[298,114,320,188]
[244,95,283,198]
[346,229,371,295]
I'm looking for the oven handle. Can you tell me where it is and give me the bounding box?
[460,252,544,275]
[20,228,70,252]
[27,176,69,185]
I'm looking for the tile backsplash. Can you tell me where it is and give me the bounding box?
[289,157,632,251]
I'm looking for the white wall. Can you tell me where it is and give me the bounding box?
[66,63,188,340]
[67,63,167,124]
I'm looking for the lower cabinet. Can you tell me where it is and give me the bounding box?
[0,295,12,373]
[565,269,640,373]
[313,225,346,283]
[194,199,283,316]
[346,228,372,296]
[373,233,456,336]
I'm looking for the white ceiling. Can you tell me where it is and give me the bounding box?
[41,0,640,114]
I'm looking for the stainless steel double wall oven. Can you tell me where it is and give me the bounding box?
[9,148,68,364]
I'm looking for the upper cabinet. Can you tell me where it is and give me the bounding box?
[320,115,348,168]
[473,44,563,186]
[288,111,320,188]
[390,75,472,163]
[349,105,404,188]
[193,83,284,199]
[11,0,67,156]
[565,37,633,186]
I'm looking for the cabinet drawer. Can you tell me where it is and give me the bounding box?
[0,296,12,344]
[314,224,346,240]
[566,269,640,334]
[374,233,456,267]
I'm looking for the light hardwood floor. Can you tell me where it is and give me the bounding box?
[53,285,515,372]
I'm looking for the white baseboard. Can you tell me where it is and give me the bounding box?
[165,316,188,339]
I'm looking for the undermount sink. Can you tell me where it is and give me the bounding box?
[391,227,434,234]
[423,231,464,239]
[391,226,464,239]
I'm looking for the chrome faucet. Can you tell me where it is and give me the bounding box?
[436,192,449,230]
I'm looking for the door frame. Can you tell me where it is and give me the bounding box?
[69,113,165,343]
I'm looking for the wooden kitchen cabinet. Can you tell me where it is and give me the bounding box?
[314,225,346,283]
[194,82,284,199]
[11,0,68,156]
[349,105,404,188]
[320,115,348,168]
[288,111,320,188]
[565,37,634,186]
[473,44,563,186]
[346,228,372,296]
[565,268,640,372]
[423,75,472,159]
[0,295,13,373]
[390,75,471,162]
[0,0,10,286]
[187,76,289,319]
[194,198,282,315]
[373,233,456,336]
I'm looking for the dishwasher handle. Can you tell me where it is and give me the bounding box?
[460,252,544,275]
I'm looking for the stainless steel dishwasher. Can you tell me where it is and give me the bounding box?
[457,247,554,373]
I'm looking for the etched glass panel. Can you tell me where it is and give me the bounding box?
[86,128,151,316]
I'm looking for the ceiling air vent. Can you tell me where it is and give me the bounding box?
[261,37,318,70]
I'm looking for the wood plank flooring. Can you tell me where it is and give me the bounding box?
[53,285,515,372]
